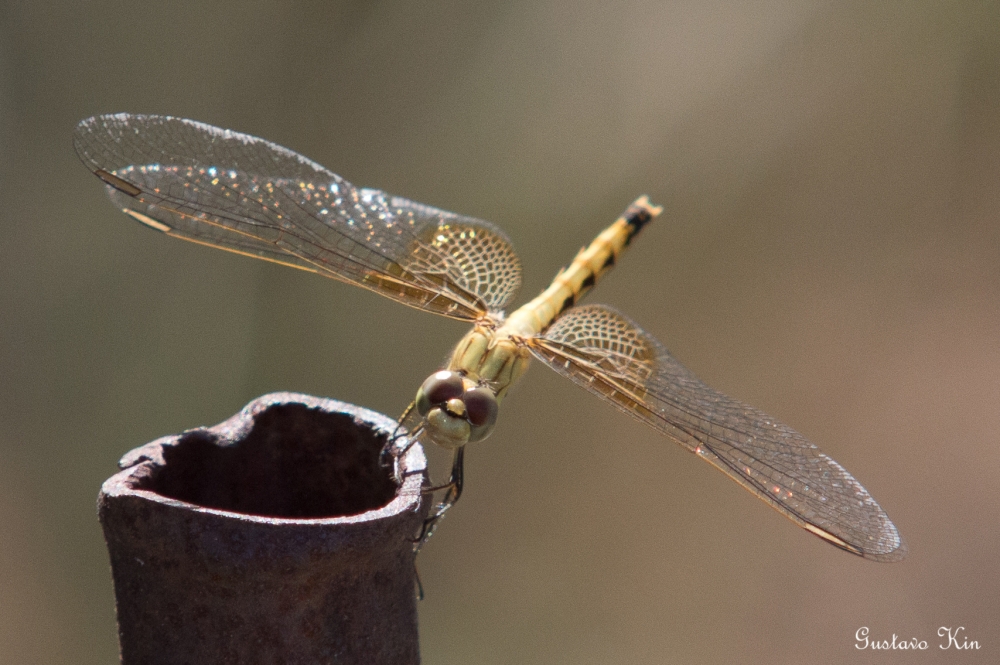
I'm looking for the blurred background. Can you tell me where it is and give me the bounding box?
[2,1,998,663]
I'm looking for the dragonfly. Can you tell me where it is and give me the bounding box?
[74,113,905,562]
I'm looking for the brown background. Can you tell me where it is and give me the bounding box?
[2,1,998,663]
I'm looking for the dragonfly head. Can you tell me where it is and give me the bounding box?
[415,370,498,449]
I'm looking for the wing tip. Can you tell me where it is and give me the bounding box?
[803,522,908,562]
[864,531,908,563]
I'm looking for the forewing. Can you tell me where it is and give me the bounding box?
[528,304,905,561]
[73,113,522,319]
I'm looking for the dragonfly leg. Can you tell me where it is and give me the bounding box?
[413,445,465,552]
[408,449,465,600]
[382,402,423,484]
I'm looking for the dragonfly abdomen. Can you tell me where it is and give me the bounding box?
[447,196,662,405]
[501,196,663,338]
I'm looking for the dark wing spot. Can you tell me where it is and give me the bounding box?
[95,169,141,197]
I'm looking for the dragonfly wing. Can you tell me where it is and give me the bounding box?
[385,195,521,313]
[74,113,522,319]
[528,304,905,561]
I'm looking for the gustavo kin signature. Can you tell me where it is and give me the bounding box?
[855,626,981,650]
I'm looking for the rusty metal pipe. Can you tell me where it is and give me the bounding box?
[98,392,427,665]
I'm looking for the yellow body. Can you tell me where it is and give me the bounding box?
[447,198,660,403]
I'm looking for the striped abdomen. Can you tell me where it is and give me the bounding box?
[448,196,662,402]
[500,196,661,338]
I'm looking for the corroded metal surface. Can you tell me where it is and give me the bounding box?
[98,393,427,665]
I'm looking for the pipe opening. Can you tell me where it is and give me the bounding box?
[137,403,399,518]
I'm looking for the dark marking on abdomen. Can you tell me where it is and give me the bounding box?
[623,205,654,245]
[601,252,616,270]
[581,273,596,289]
[625,205,653,232]
[559,293,575,314]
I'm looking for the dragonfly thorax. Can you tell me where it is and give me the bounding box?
[414,324,533,449]
[449,325,533,399]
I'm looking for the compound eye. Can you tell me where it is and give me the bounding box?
[422,370,465,404]
[463,386,498,428]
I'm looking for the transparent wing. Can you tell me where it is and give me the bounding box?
[73,113,522,320]
[528,304,905,561]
